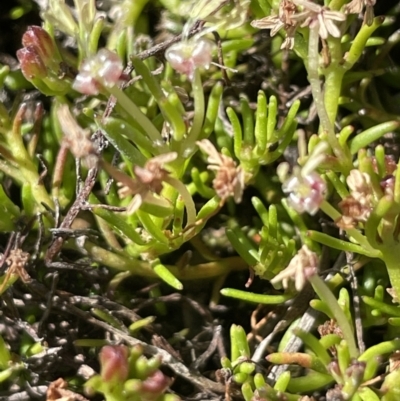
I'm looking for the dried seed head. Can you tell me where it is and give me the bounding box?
[336,196,372,229]
[103,153,177,215]
[345,0,376,25]
[336,169,376,229]
[251,0,300,49]
[346,169,373,206]
[134,152,177,194]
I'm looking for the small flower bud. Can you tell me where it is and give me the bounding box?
[17,47,47,79]
[22,26,61,68]
[99,345,129,383]
[17,26,70,95]
[166,38,214,80]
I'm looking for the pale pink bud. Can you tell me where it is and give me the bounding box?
[73,49,124,95]
[166,38,214,80]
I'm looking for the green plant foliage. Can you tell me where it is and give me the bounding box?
[1,0,400,399]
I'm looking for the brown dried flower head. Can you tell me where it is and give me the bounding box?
[336,196,372,229]
[252,0,346,48]
[117,153,177,198]
[345,0,376,25]
[251,0,299,49]
[47,378,89,401]
[346,169,373,204]
[335,169,375,228]
[102,153,177,215]
[197,139,245,204]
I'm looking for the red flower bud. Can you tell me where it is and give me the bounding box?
[99,345,129,383]
[141,370,171,394]
[22,26,59,65]
[17,46,47,79]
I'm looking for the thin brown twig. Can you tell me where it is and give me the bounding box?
[45,166,98,264]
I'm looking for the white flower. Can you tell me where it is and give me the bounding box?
[281,141,328,215]
[283,169,327,215]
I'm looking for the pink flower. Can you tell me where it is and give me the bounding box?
[73,49,124,95]
[165,38,214,80]
[283,169,327,215]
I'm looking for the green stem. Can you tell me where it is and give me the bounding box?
[183,69,204,150]
[107,86,163,145]
[343,17,385,71]
[8,108,54,211]
[320,201,379,255]
[164,176,196,227]
[383,249,400,302]
[324,38,344,127]
[306,26,350,171]
[84,241,248,279]
[307,271,359,359]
